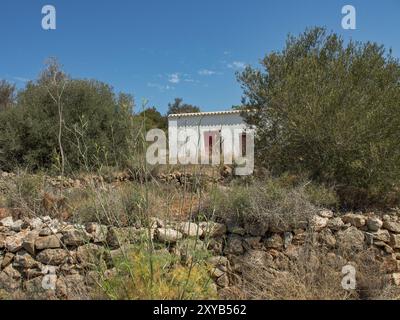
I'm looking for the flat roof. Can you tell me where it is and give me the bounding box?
[168,110,243,118]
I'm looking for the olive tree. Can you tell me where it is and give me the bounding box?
[238,27,400,207]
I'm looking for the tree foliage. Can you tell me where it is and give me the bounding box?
[238,27,400,207]
[0,63,135,172]
[137,107,167,131]
[0,80,16,111]
[167,98,200,115]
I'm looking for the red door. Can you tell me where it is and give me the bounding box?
[240,132,247,157]
[204,131,220,161]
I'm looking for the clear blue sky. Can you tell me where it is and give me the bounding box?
[1,0,399,113]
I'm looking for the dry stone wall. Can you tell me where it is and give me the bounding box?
[1,209,400,299]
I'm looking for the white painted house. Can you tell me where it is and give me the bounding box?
[167,110,254,170]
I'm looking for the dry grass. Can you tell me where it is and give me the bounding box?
[223,232,398,300]
[209,178,320,231]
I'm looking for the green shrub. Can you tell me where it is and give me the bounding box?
[239,27,400,208]
[0,64,135,172]
[211,178,317,228]
[100,246,217,300]
[304,183,339,209]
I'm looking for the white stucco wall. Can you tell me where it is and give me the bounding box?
[168,112,254,165]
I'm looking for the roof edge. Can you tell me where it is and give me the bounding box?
[168,110,245,118]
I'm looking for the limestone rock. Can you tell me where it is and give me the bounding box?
[242,250,274,268]
[392,273,400,286]
[106,227,129,248]
[149,217,165,229]
[39,218,60,236]
[318,229,336,248]
[383,220,400,233]
[62,228,90,246]
[5,230,29,252]
[207,256,229,269]
[367,217,383,232]
[292,231,306,245]
[336,227,365,251]
[319,209,334,218]
[327,217,345,231]
[24,268,44,279]
[24,276,52,297]
[35,234,62,250]
[382,214,391,222]
[283,232,293,249]
[11,220,24,232]
[210,267,225,279]
[374,240,389,248]
[56,274,88,300]
[76,244,105,266]
[199,222,227,238]
[342,214,366,228]
[155,228,183,243]
[13,251,39,269]
[22,231,39,255]
[36,249,69,265]
[178,222,203,238]
[1,252,14,268]
[0,234,5,249]
[371,229,391,243]
[106,227,145,248]
[365,232,374,246]
[390,234,400,249]
[85,223,108,243]
[0,216,13,228]
[310,215,328,231]
[381,243,394,254]
[0,265,21,291]
[26,217,44,230]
